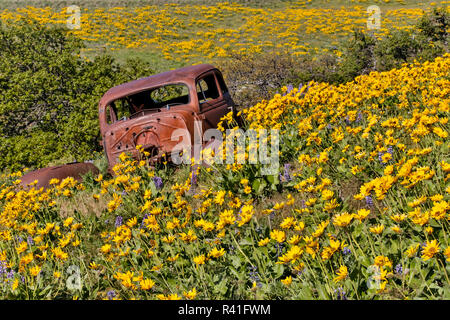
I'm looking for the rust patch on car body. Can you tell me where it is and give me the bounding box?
[19,162,99,190]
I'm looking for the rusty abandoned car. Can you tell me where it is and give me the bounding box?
[20,64,237,189]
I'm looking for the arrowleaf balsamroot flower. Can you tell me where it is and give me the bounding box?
[405,244,420,258]
[369,224,384,235]
[140,278,155,290]
[208,247,225,258]
[270,229,286,243]
[333,265,348,283]
[333,212,353,227]
[281,276,292,286]
[183,288,197,300]
[193,255,206,266]
[421,240,440,261]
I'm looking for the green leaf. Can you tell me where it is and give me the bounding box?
[315,283,329,299]
[252,179,261,194]
[239,237,253,246]
[273,264,285,279]
[231,256,243,270]
[215,278,228,296]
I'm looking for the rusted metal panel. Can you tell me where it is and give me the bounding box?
[19,162,99,190]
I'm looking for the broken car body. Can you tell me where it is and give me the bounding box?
[99,63,235,171]
[20,64,236,188]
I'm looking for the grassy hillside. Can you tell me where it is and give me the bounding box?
[0,53,448,299]
[0,0,448,301]
[1,0,448,72]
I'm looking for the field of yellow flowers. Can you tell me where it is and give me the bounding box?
[0,0,448,69]
[0,49,449,299]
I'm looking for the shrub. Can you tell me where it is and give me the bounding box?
[218,51,302,109]
[337,29,377,82]
[416,7,449,44]
[0,20,153,170]
[218,50,341,109]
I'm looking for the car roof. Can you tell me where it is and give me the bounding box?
[99,63,218,107]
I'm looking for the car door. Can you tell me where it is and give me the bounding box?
[196,71,231,131]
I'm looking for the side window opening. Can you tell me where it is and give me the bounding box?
[106,99,132,124]
[216,72,229,95]
[197,74,220,105]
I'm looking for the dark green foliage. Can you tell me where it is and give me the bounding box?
[336,8,448,75]
[337,29,376,81]
[416,7,449,43]
[0,20,153,170]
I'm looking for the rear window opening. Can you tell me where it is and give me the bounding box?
[106,83,190,124]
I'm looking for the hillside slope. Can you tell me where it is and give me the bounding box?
[0,54,449,299]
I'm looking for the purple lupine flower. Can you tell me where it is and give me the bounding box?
[140,213,150,229]
[394,264,403,275]
[115,215,123,228]
[153,176,163,190]
[248,265,262,288]
[305,83,311,93]
[283,163,292,182]
[345,116,351,125]
[296,267,305,277]
[274,242,284,257]
[236,208,242,224]
[286,84,293,95]
[334,287,347,300]
[107,290,117,300]
[27,236,34,246]
[269,210,275,221]
[6,270,14,279]
[378,151,385,166]
[190,171,198,186]
[356,112,363,123]
[0,260,7,276]
[387,146,393,155]
[365,196,374,208]
[343,247,351,255]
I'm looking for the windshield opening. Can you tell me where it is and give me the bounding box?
[106,83,190,124]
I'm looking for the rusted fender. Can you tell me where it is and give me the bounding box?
[19,162,99,190]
